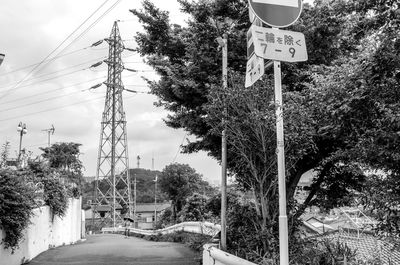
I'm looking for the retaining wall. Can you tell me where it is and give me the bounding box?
[0,197,82,265]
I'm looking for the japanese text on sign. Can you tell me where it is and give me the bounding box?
[251,25,307,62]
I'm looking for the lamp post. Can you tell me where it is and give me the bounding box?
[17,122,27,163]
[0,53,5,66]
[216,33,228,251]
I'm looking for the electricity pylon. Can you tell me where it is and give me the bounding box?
[92,21,132,229]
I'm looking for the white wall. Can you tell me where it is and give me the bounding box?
[0,197,82,265]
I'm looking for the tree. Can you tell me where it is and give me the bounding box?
[40,142,83,193]
[132,0,400,258]
[158,163,203,221]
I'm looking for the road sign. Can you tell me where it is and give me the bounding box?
[249,0,303,28]
[245,53,264,87]
[252,25,307,62]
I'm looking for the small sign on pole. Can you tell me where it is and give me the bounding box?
[251,26,307,62]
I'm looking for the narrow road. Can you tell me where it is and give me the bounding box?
[27,234,199,265]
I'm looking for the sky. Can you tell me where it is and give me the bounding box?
[0,0,223,184]
[0,0,313,184]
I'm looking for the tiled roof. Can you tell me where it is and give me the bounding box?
[319,231,400,264]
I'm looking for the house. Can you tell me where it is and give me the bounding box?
[85,202,171,230]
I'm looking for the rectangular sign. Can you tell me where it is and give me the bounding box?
[245,53,264,87]
[252,0,299,7]
[251,25,308,62]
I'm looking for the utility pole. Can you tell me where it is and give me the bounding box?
[217,33,228,251]
[137,155,140,168]
[154,175,158,227]
[93,21,132,229]
[133,173,137,226]
[42,125,55,147]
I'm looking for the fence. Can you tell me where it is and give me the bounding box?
[102,221,221,237]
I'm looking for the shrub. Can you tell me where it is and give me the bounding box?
[0,169,35,252]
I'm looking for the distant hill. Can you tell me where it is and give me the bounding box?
[81,168,168,207]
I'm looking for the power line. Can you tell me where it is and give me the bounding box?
[0,46,95,77]
[0,76,107,105]
[0,89,91,113]
[0,94,137,123]
[172,132,187,163]
[0,68,89,96]
[0,56,107,90]
[0,0,116,101]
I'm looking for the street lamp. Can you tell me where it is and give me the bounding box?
[17,122,27,163]
[0,53,5,66]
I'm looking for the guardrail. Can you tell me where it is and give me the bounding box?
[101,221,221,237]
[202,244,257,265]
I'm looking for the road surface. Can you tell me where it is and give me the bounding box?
[28,234,199,265]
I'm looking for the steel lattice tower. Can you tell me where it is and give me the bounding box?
[93,21,132,228]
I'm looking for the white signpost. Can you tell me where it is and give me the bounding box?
[245,26,264,87]
[247,1,307,265]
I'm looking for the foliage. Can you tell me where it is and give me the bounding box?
[0,141,10,168]
[40,142,84,197]
[289,238,358,265]
[40,142,83,173]
[0,169,35,252]
[360,173,400,240]
[132,0,400,258]
[178,193,209,222]
[158,163,204,221]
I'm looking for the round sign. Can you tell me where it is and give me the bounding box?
[249,0,303,28]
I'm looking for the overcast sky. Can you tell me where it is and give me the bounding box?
[0,0,312,184]
[0,0,224,184]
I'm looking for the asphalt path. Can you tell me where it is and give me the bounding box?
[27,234,200,265]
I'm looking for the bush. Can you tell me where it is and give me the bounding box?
[0,169,36,252]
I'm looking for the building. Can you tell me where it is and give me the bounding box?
[85,202,171,230]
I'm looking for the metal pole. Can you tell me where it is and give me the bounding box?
[134,174,137,223]
[220,33,228,251]
[154,176,157,227]
[47,131,51,147]
[111,24,117,228]
[18,131,23,162]
[274,60,289,264]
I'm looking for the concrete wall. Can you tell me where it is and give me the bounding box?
[0,197,82,265]
[202,244,257,265]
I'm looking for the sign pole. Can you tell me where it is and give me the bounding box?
[274,59,289,264]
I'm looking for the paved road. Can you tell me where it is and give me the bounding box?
[28,234,199,265]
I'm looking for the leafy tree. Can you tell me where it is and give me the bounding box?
[0,141,10,168]
[132,0,400,258]
[40,142,83,193]
[178,193,209,222]
[158,163,203,221]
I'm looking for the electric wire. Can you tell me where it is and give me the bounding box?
[0,56,107,90]
[0,46,100,77]
[0,88,91,113]
[1,76,106,105]
[0,0,116,101]
[0,94,137,122]
[172,132,188,163]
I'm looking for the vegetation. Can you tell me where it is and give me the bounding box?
[158,163,215,222]
[0,142,83,252]
[131,0,400,262]
[0,169,35,252]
